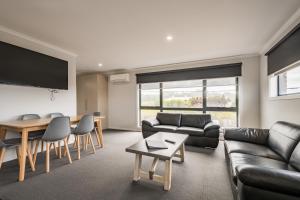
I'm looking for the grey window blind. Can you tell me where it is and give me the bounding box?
[136,63,242,84]
[265,23,300,75]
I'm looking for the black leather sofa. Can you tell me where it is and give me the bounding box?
[142,113,220,148]
[224,121,300,200]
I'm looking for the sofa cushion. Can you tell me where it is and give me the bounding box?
[225,128,269,145]
[289,142,300,171]
[151,125,177,132]
[229,153,296,184]
[156,113,181,127]
[268,121,300,161]
[181,114,211,129]
[176,126,205,137]
[225,140,283,161]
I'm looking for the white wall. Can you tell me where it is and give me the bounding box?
[108,55,261,131]
[108,73,139,131]
[260,9,300,128]
[0,26,77,161]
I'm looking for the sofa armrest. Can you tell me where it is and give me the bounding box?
[236,165,300,196]
[204,121,220,131]
[142,118,160,127]
[224,128,269,145]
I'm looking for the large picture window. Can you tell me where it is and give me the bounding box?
[139,77,239,127]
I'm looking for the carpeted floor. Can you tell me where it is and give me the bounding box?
[0,130,234,200]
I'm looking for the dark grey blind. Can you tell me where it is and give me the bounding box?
[266,23,300,75]
[136,63,242,84]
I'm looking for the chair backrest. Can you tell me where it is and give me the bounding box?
[93,112,101,116]
[19,114,41,121]
[49,112,64,118]
[42,117,71,141]
[74,114,94,135]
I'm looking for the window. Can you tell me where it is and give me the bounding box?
[206,78,236,107]
[163,80,203,108]
[140,83,160,107]
[269,64,300,97]
[139,77,238,127]
[278,65,300,95]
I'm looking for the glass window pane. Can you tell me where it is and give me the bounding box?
[279,65,300,95]
[140,83,160,107]
[207,111,237,127]
[206,77,236,87]
[207,85,236,107]
[163,80,203,108]
[163,80,203,89]
[163,88,203,108]
[141,82,160,90]
[141,109,160,120]
[162,110,202,114]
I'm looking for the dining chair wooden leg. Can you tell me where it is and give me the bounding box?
[53,142,58,156]
[0,148,6,169]
[33,140,40,166]
[94,128,101,147]
[77,135,81,160]
[58,141,62,159]
[46,142,50,173]
[26,147,35,171]
[28,141,32,155]
[82,136,86,151]
[64,138,72,164]
[27,141,32,160]
[73,135,78,149]
[63,135,70,157]
[88,133,96,154]
[85,135,88,150]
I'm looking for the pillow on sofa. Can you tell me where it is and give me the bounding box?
[156,113,181,127]
[181,114,211,129]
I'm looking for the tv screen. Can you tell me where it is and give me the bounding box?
[0,41,68,90]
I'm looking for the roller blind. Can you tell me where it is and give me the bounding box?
[136,63,242,84]
[265,23,300,75]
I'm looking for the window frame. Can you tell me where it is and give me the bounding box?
[138,77,239,126]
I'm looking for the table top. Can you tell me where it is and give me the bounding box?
[125,132,188,160]
[0,115,105,129]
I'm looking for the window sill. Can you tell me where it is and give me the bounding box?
[269,94,300,101]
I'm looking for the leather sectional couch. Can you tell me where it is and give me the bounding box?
[224,121,300,200]
[142,112,220,148]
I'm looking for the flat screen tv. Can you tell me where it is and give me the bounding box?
[0,41,68,90]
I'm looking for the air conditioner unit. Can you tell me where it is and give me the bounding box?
[109,73,130,83]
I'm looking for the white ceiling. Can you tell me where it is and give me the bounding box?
[0,0,299,72]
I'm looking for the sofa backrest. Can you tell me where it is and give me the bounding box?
[181,114,211,129]
[289,142,300,171]
[268,121,300,162]
[156,113,181,126]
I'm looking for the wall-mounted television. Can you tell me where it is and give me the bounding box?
[0,41,68,90]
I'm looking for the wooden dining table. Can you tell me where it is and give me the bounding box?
[0,115,104,182]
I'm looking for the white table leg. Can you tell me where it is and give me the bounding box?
[133,154,142,181]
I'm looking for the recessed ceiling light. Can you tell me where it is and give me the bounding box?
[166,35,173,41]
[98,63,103,67]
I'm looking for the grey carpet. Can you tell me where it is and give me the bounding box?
[0,130,234,200]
